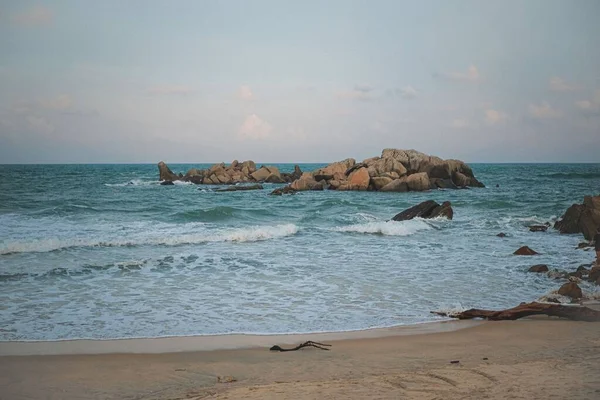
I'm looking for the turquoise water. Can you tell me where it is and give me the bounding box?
[0,163,599,340]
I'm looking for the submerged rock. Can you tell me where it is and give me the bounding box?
[270,186,298,196]
[496,232,507,238]
[160,180,175,186]
[513,246,539,256]
[214,184,264,192]
[529,225,548,232]
[391,200,454,221]
[528,264,549,273]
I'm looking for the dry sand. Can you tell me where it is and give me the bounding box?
[1,318,599,399]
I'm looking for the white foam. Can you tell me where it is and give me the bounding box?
[104,179,157,187]
[333,219,430,236]
[0,224,299,255]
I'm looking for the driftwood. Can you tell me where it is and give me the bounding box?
[431,302,600,322]
[270,341,332,352]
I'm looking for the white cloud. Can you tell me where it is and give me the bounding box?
[484,109,508,125]
[450,118,471,128]
[41,94,72,110]
[575,90,600,116]
[337,90,373,101]
[238,114,272,139]
[26,115,54,134]
[549,77,578,92]
[238,85,254,100]
[528,101,562,119]
[146,85,195,96]
[438,65,481,83]
[398,86,418,99]
[11,6,53,26]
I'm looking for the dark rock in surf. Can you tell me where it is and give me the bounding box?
[529,225,548,232]
[528,264,549,273]
[557,282,583,299]
[158,161,180,182]
[160,180,175,186]
[214,184,264,192]
[497,232,507,238]
[270,186,298,196]
[391,200,453,221]
[513,246,539,256]
[554,195,600,240]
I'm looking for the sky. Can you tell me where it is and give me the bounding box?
[0,0,599,163]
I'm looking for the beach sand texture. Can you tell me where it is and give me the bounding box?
[1,318,599,399]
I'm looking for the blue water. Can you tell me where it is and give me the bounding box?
[0,163,599,341]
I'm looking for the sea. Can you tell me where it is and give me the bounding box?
[1,163,599,341]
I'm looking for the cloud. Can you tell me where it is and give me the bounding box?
[437,65,481,83]
[575,90,600,116]
[549,77,578,92]
[238,85,254,100]
[397,86,418,100]
[528,101,562,119]
[353,83,374,93]
[41,94,72,110]
[11,5,53,26]
[449,118,471,129]
[26,115,54,134]
[484,109,508,125]
[146,85,195,96]
[238,114,272,139]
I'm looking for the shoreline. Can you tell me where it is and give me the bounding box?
[2,318,599,399]
[0,319,481,356]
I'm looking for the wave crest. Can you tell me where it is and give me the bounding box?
[0,224,299,255]
[333,219,431,236]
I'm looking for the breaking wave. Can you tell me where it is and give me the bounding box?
[0,224,299,255]
[333,219,431,236]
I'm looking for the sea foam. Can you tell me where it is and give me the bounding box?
[333,219,430,236]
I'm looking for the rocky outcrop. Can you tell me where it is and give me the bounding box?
[158,161,180,182]
[157,161,302,186]
[157,149,483,193]
[280,149,483,193]
[391,200,454,221]
[554,195,600,240]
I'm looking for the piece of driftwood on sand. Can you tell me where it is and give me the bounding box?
[431,302,600,322]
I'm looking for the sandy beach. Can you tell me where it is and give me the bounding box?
[1,317,599,400]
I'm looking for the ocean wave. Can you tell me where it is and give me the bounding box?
[333,219,431,236]
[0,224,299,255]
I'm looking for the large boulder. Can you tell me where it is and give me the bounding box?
[251,166,273,182]
[405,172,430,191]
[314,158,355,177]
[371,176,393,190]
[554,195,600,240]
[558,282,583,299]
[380,177,409,192]
[158,161,180,181]
[391,200,454,221]
[338,167,370,191]
[290,173,324,191]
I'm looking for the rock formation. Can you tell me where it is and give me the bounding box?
[157,161,302,185]
[513,246,539,256]
[279,149,483,193]
[554,195,600,240]
[528,264,549,273]
[157,149,484,192]
[391,200,454,221]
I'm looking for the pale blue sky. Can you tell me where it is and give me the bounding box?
[0,0,599,163]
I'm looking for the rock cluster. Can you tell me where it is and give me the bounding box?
[158,160,302,185]
[280,149,484,193]
[158,149,484,192]
[554,195,600,240]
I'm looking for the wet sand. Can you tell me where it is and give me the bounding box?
[1,318,599,399]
